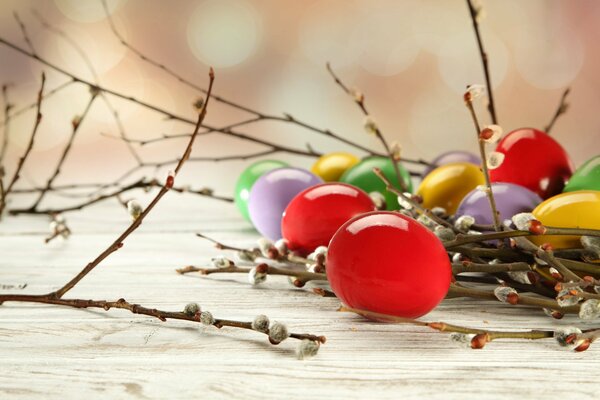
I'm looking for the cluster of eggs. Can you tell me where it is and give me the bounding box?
[233,128,600,319]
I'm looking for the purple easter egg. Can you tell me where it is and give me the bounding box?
[456,182,543,225]
[248,167,323,240]
[423,151,481,178]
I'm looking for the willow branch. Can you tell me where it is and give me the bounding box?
[28,94,97,210]
[177,264,327,287]
[0,84,12,162]
[466,0,497,124]
[13,12,36,55]
[0,295,325,344]
[544,88,570,134]
[10,176,233,216]
[326,62,411,191]
[444,226,600,249]
[51,68,213,299]
[339,305,555,343]
[0,73,45,218]
[0,80,74,129]
[99,0,427,165]
[373,167,456,230]
[31,9,142,164]
[452,261,530,275]
[448,284,580,313]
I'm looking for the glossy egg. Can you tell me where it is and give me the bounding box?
[531,190,600,249]
[417,162,485,214]
[490,128,574,199]
[310,152,360,182]
[422,150,481,178]
[340,156,413,210]
[234,160,289,221]
[327,211,452,319]
[248,167,322,240]
[281,183,376,255]
[456,182,542,226]
[564,155,600,192]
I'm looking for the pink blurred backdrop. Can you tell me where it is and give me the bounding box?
[1,0,599,196]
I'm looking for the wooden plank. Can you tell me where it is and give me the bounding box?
[1,198,599,399]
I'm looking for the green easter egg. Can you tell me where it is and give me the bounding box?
[564,155,600,192]
[340,156,413,210]
[235,160,289,220]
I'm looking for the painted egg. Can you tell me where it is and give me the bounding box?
[564,155,600,192]
[310,152,360,182]
[327,211,452,319]
[248,167,322,240]
[417,162,485,214]
[281,183,376,255]
[340,156,413,210]
[234,160,289,221]
[422,150,481,178]
[489,128,574,199]
[456,182,542,226]
[531,190,600,249]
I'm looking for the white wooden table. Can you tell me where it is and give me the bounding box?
[1,196,598,399]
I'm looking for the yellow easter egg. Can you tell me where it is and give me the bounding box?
[531,190,600,249]
[311,152,360,182]
[417,162,485,214]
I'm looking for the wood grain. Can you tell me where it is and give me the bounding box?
[1,196,599,399]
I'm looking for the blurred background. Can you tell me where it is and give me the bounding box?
[1,0,599,197]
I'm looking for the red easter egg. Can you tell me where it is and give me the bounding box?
[327,211,451,319]
[489,128,574,199]
[281,183,376,255]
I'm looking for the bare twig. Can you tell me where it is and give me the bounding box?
[464,95,501,231]
[28,94,97,210]
[544,88,570,134]
[466,0,498,124]
[0,73,45,218]
[0,84,12,162]
[444,226,600,249]
[0,295,325,344]
[372,167,456,231]
[0,80,74,128]
[98,0,434,166]
[339,305,557,344]
[326,62,411,192]
[30,9,142,164]
[13,12,36,55]
[448,284,580,313]
[177,264,327,287]
[9,176,233,216]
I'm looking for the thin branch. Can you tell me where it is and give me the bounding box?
[13,12,36,55]
[30,9,142,165]
[98,0,431,166]
[513,236,581,283]
[9,177,233,215]
[0,84,12,162]
[339,305,556,343]
[452,261,530,275]
[58,68,213,299]
[544,88,570,134]
[448,284,580,313]
[444,226,600,249]
[28,94,97,210]
[326,62,411,192]
[0,73,45,218]
[464,96,501,231]
[177,264,327,287]
[466,0,498,124]
[0,295,325,344]
[0,80,74,128]
[372,167,456,231]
